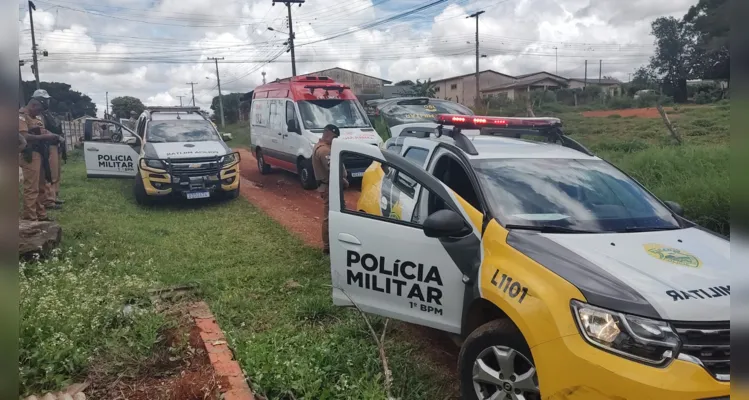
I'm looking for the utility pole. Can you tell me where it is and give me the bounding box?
[186,82,197,106]
[272,0,304,77]
[553,46,558,75]
[19,61,25,108]
[599,59,602,84]
[467,10,485,109]
[628,73,632,83]
[177,95,184,107]
[208,57,225,128]
[105,91,109,119]
[28,1,40,89]
[584,60,588,88]
[262,71,266,84]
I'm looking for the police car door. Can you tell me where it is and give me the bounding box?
[83,119,140,178]
[329,140,481,334]
[378,138,438,221]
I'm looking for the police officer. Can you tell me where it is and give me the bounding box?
[312,124,348,254]
[19,98,59,221]
[32,89,65,209]
[128,110,138,130]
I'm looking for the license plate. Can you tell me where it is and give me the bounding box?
[186,191,210,199]
[350,171,365,178]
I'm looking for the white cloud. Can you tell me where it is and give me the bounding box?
[18,0,697,114]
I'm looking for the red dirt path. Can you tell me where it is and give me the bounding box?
[235,148,460,398]
[237,148,360,248]
[581,107,675,118]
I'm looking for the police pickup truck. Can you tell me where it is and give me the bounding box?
[82,106,240,205]
[326,114,729,400]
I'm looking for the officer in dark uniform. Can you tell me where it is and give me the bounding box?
[312,124,348,254]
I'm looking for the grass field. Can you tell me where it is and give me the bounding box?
[18,155,455,399]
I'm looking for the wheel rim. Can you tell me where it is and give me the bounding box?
[300,167,308,182]
[257,152,264,170]
[471,346,540,400]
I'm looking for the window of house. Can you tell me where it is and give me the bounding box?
[450,84,458,90]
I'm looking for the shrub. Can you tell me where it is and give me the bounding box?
[695,92,714,105]
[607,96,635,110]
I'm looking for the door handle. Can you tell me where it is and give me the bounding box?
[283,134,288,138]
[277,132,283,135]
[86,147,99,152]
[338,233,361,245]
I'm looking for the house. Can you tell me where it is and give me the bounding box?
[275,67,392,103]
[431,70,516,106]
[568,78,623,96]
[481,71,569,100]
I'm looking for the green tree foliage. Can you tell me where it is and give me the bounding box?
[211,93,244,124]
[683,0,729,82]
[394,80,415,86]
[648,17,692,102]
[110,96,146,119]
[21,81,96,119]
[408,79,437,98]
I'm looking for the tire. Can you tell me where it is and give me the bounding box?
[459,319,541,400]
[219,181,240,200]
[256,148,271,175]
[298,158,318,190]
[134,170,153,206]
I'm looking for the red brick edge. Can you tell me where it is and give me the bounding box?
[188,302,256,400]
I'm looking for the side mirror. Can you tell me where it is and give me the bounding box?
[287,119,300,134]
[664,201,684,217]
[423,209,471,238]
[221,133,233,142]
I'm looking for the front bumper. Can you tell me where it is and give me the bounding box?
[533,333,729,399]
[140,157,240,197]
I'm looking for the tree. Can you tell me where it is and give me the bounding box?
[110,96,146,119]
[648,17,693,102]
[408,79,437,98]
[210,93,244,124]
[683,0,729,83]
[394,80,415,86]
[21,81,97,119]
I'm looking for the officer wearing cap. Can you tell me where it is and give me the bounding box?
[312,124,348,254]
[32,89,65,210]
[127,110,138,130]
[19,97,60,221]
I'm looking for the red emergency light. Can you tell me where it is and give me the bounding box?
[435,114,561,129]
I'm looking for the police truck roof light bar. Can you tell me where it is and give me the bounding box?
[434,113,594,156]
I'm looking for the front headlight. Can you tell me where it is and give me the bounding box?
[571,300,681,366]
[221,152,239,166]
[141,158,166,170]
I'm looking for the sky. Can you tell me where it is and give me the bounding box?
[17,0,697,117]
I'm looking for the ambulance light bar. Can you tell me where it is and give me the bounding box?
[435,114,561,129]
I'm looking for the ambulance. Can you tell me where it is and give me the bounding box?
[250,76,382,189]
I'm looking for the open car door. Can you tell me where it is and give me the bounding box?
[83,119,141,178]
[328,140,483,334]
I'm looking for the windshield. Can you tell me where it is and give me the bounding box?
[472,158,682,233]
[383,100,474,126]
[297,100,370,129]
[146,120,220,143]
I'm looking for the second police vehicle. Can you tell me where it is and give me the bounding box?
[327,113,729,400]
[82,106,241,204]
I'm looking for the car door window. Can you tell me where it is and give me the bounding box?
[393,146,429,198]
[285,101,298,130]
[341,152,455,225]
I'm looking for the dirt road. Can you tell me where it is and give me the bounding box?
[235,148,461,397]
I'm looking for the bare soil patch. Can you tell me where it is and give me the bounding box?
[86,304,220,400]
[581,107,673,118]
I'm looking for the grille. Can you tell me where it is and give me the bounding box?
[168,157,221,177]
[672,321,730,380]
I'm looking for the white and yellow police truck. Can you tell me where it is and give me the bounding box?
[327,114,729,400]
[82,106,240,205]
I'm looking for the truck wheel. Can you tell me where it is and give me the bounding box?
[220,181,240,200]
[459,320,540,400]
[134,171,153,206]
[298,158,318,190]
[256,148,271,175]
